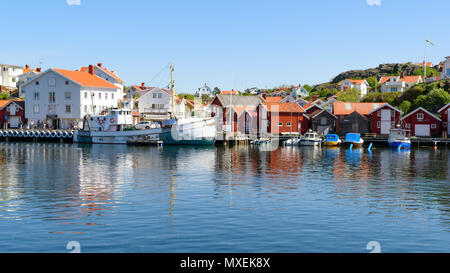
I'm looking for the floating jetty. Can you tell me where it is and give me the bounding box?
[0,130,74,143]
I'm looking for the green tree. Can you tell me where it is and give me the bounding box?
[366,76,380,90]
[399,100,412,114]
[0,93,9,100]
[213,87,221,95]
[303,84,313,92]
[413,67,439,77]
[337,88,361,102]
[413,89,450,113]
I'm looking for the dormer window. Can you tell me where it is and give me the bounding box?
[417,113,424,120]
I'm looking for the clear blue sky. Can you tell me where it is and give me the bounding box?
[2,0,449,93]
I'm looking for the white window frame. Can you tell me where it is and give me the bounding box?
[405,123,411,128]
[33,104,40,114]
[65,92,71,100]
[65,105,71,113]
[48,77,56,86]
[431,124,437,129]
[278,122,283,126]
[286,122,291,127]
[417,113,424,120]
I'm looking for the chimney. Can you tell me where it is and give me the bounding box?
[262,93,267,100]
[97,63,102,67]
[25,64,30,69]
[88,65,95,75]
[141,82,145,87]
[36,67,41,72]
[401,72,405,78]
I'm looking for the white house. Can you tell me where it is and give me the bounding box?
[137,87,177,120]
[440,56,450,80]
[197,83,212,97]
[20,67,121,129]
[379,75,423,93]
[339,79,369,98]
[0,63,23,89]
[17,65,42,96]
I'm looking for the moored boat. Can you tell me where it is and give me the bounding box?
[323,133,341,146]
[342,133,364,148]
[299,130,321,146]
[284,138,300,146]
[388,128,411,149]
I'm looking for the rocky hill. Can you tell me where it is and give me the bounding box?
[331,63,439,83]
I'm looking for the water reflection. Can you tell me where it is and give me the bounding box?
[0,142,449,251]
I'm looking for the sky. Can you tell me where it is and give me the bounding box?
[1,0,449,93]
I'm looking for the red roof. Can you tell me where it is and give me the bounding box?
[399,75,422,83]
[333,101,388,116]
[53,69,119,89]
[262,102,305,113]
[415,62,433,67]
[221,90,239,95]
[80,64,124,84]
[265,96,284,102]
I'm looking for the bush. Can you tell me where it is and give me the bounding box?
[362,91,402,104]
[399,100,412,114]
[337,88,361,102]
[413,88,450,113]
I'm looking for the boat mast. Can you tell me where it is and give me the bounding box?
[170,64,175,119]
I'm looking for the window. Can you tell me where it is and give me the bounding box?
[33,104,40,113]
[34,92,39,100]
[36,81,39,85]
[391,110,395,117]
[447,68,450,76]
[377,111,381,117]
[286,122,291,127]
[65,105,71,113]
[105,93,108,100]
[278,122,283,126]
[405,123,411,128]
[65,92,71,100]
[153,93,157,98]
[48,105,56,114]
[444,122,448,128]
[48,77,56,86]
[112,93,115,99]
[320,117,327,125]
[377,121,380,128]
[99,93,102,99]
[65,81,69,85]
[391,121,395,127]
[158,93,162,98]
[391,87,398,92]
[431,124,437,129]
[417,113,424,120]
[49,92,55,103]
[84,105,88,113]
[84,92,88,99]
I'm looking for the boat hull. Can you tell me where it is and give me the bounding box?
[74,118,216,145]
[324,141,340,146]
[388,141,411,149]
[342,141,364,148]
[299,140,321,146]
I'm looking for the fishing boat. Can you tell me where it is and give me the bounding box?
[73,109,216,145]
[342,133,364,148]
[323,133,341,146]
[250,138,272,145]
[298,130,322,146]
[388,128,411,149]
[74,64,216,145]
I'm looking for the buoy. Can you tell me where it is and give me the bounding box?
[12,131,19,137]
[1,131,7,137]
[67,132,74,138]
[56,131,62,138]
[50,131,57,138]
[18,131,24,137]
[23,131,30,137]
[39,131,46,137]
[62,131,68,138]
[45,131,51,137]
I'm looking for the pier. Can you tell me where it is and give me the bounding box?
[0,129,74,143]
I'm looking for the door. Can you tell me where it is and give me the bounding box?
[9,116,20,128]
[415,124,430,137]
[380,109,391,134]
[448,109,450,135]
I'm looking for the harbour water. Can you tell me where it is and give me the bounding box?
[0,142,449,252]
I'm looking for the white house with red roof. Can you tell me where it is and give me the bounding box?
[20,67,121,129]
[136,87,185,121]
[80,63,124,96]
[379,75,423,93]
[0,63,23,90]
[339,79,369,98]
[440,56,450,80]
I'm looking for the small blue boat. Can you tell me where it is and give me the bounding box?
[343,133,364,148]
[388,128,411,149]
[324,134,341,146]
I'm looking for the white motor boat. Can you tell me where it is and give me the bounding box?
[299,131,322,146]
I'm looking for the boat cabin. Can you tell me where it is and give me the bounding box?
[82,108,134,132]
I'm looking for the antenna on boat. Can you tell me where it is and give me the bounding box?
[170,63,175,119]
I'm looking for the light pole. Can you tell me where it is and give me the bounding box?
[424,39,434,80]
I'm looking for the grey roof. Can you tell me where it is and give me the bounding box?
[215,94,263,107]
[0,63,23,69]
